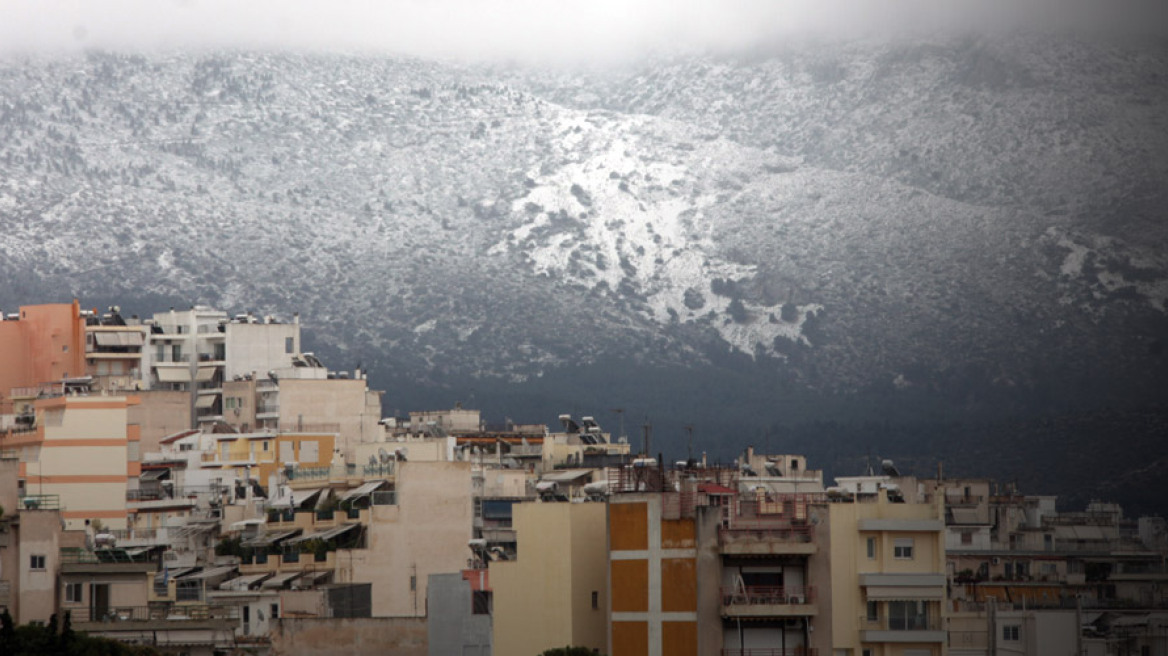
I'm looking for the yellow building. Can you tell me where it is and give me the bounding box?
[490,502,609,655]
[4,393,141,530]
[201,431,335,491]
[829,488,948,656]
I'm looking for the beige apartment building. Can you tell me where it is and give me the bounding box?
[3,393,141,531]
[490,502,609,655]
[829,487,948,656]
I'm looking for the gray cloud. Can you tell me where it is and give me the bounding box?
[1,0,1163,62]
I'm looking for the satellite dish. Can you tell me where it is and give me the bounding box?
[378,448,390,463]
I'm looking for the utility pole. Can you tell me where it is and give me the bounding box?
[642,421,652,459]
[685,424,694,462]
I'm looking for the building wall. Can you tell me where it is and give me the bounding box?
[270,617,427,656]
[15,510,65,624]
[0,302,86,413]
[128,390,192,455]
[19,395,138,531]
[276,379,382,446]
[608,494,701,656]
[224,322,299,380]
[343,461,473,617]
[491,502,607,655]
[427,573,492,656]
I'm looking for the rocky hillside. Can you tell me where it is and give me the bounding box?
[1,37,1167,509]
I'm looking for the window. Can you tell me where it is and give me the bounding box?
[1003,625,1020,641]
[65,582,83,603]
[409,575,417,592]
[30,554,46,570]
[894,538,915,560]
[866,537,876,559]
[862,650,874,656]
[270,603,279,620]
[263,441,269,452]
[866,600,879,621]
[888,600,929,630]
[592,591,599,610]
[285,337,294,354]
[961,531,973,545]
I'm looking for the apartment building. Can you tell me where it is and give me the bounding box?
[0,301,86,415]
[2,391,142,531]
[829,485,948,656]
[491,502,609,655]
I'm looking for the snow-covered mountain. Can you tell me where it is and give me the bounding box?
[2,36,1167,502]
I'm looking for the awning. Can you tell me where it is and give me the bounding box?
[242,529,302,548]
[155,567,196,583]
[294,571,333,588]
[341,480,388,501]
[950,508,984,525]
[140,468,170,481]
[195,367,218,382]
[219,573,273,591]
[285,523,359,546]
[195,394,218,409]
[229,519,265,532]
[866,586,944,600]
[261,572,302,589]
[178,565,237,581]
[540,468,594,483]
[94,331,144,347]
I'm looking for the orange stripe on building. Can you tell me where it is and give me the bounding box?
[63,510,128,520]
[127,462,141,477]
[42,439,128,448]
[127,424,141,441]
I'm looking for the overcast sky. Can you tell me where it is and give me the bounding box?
[1,0,1163,62]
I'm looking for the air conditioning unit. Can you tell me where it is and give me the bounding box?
[992,557,1002,565]
[788,594,805,604]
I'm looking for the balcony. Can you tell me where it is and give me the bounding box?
[719,526,815,555]
[18,493,61,510]
[721,650,818,656]
[722,586,817,618]
[858,614,946,643]
[719,644,822,648]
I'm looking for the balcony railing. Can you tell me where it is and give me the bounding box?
[722,586,815,607]
[19,494,62,510]
[714,644,817,648]
[859,614,943,632]
[66,604,239,623]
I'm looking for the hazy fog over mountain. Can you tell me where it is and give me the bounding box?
[2,1,1167,513]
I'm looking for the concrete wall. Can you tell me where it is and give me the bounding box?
[16,510,64,624]
[492,502,608,655]
[271,617,427,656]
[129,390,192,453]
[277,379,382,445]
[224,322,298,380]
[427,573,492,656]
[342,461,473,617]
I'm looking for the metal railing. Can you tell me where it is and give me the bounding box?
[19,494,61,510]
[66,604,239,623]
[722,586,815,606]
[714,644,817,648]
[720,525,814,545]
[859,614,942,632]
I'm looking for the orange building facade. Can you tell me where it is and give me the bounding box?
[609,493,707,656]
[0,301,87,414]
